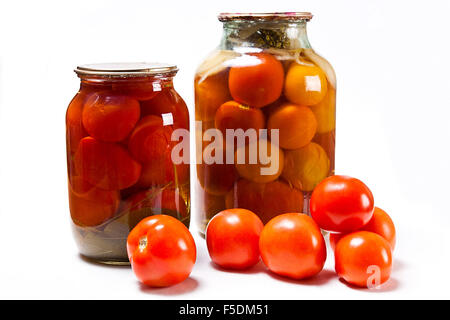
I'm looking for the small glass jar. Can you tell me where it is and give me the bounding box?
[195,13,336,234]
[67,63,190,264]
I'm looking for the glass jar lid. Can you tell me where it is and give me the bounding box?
[75,62,178,78]
[218,12,313,22]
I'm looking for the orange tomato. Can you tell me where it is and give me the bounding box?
[284,62,328,106]
[309,85,336,133]
[82,93,140,142]
[282,142,330,192]
[68,176,119,226]
[206,208,264,270]
[235,139,284,183]
[225,179,303,224]
[75,137,142,190]
[195,70,231,121]
[214,101,265,136]
[335,231,392,288]
[197,143,237,195]
[228,53,284,108]
[267,103,317,149]
[259,213,327,280]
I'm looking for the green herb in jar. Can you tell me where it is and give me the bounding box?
[247,29,290,49]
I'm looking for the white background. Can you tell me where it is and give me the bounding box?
[0,0,449,299]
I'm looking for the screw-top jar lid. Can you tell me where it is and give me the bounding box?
[218,12,313,22]
[74,62,178,77]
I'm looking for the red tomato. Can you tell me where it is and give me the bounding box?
[310,175,374,233]
[128,115,170,163]
[140,88,190,130]
[68,176,119,226]
[335,231,392,288]
[66,91,89,153]
[112,79,158,101]
[75,137,142,190]
[361,207,396,250]
[127,215,196,287]
[329,207,396,251]
[82,93,140,142]
[214,100,265,136]
[206,208,264,270]
[259,213,327,280]
[228,53,284,108]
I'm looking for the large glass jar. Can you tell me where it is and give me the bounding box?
[195,13,336,234]
[67,63,190,264]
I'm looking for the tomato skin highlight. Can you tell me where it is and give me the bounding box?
[127,215,196,287]
[228,53,284,108]
[310,175,374,233]
[206,208,264,270]
[259,213,327,280]
[335,231,392,288]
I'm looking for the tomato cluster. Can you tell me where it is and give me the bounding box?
[66,78,190,261]
[204,175,396,289]
[195,50,336,230]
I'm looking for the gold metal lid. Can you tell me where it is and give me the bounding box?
[218,12,313,22]
[74,62,178,77]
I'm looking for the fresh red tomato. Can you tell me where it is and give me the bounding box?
[127,215,196,287]
[361,207,396,250]
[228,53,284,108]
[329,207,396,251]
[310,175,374,233]
[206,208,264,270]
[335,231,392,288]
[259,213,327,280]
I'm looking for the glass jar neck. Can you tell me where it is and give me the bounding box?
[79,75,174,89]
[220,21,311,50]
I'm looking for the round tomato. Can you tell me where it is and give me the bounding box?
[206,208,264,270]
[310,175,374,233]
[335,231,392,288]
[361,207,396,250]
[228,53,284,108]
[74,137,142,190]
[259,213,326,280]
[127,215,196,287]
[82,93,140,142]
[329,207,396,251]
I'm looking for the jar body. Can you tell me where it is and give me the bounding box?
[66,74,190,264]
[195,18,336,233]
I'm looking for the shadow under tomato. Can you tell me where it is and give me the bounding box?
[264,268,336,286]
[209,260,268,275]
[138,277,199,296]
[338,276,400,293]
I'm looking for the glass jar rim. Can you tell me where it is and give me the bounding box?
[218,12,313,22]
[74,62,178,78]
